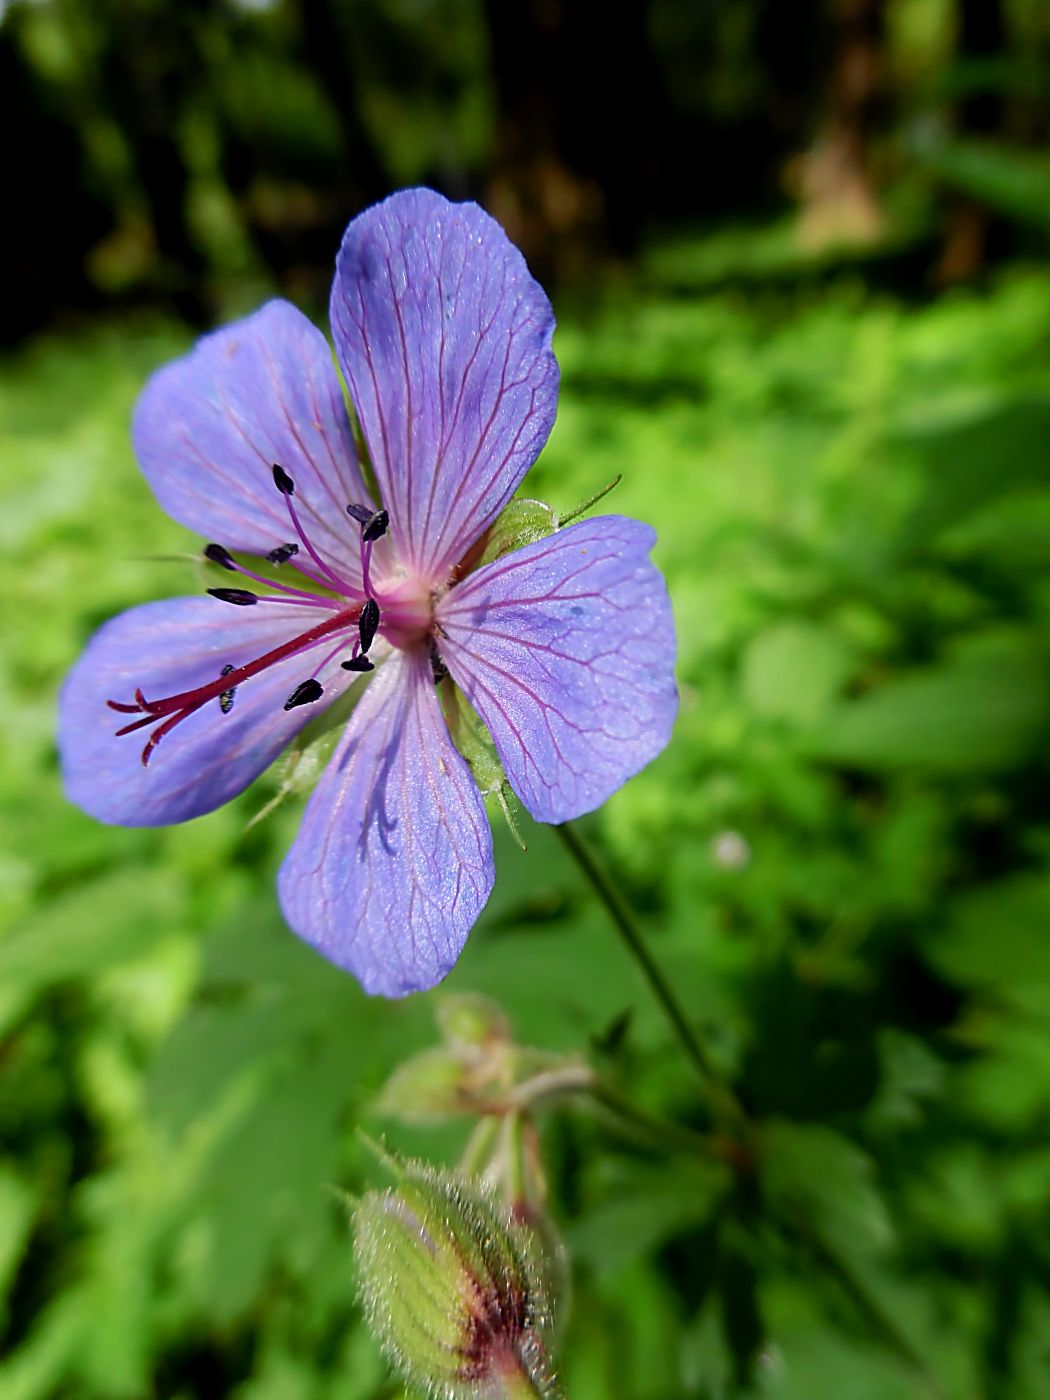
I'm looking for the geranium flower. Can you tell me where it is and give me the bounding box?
[59,189,677,996]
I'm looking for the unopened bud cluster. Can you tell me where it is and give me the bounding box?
[353,1159,563,1398]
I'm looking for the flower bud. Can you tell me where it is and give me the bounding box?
[353,1160,563,1398]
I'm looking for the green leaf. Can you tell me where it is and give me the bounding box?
[919,139,1050,231]
[811,633,1048,773]
[761,1121,892,1262]
[741,621,854,727]
[0,868,186,992]
[566,1163,726,1274]
[0,1169,38,1329]
[930,874,1050,998]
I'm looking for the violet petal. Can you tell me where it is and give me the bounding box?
[278,649,494,996]
[435,516,677,823]
[133,300,371,588]
[59,597,362,827]
[330,189,558,581]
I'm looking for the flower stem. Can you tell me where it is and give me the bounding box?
[502,1064,720,1162]
[555,822,747,1128]
[587,1078,723,1162]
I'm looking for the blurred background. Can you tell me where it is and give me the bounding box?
[3,0,1050,1396]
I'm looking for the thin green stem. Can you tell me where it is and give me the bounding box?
[556,821,747,1128]
[588,1079,723,1161]
[797,1217,944,1398]
[502,1063,719,1160]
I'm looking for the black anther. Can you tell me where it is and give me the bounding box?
[429,642,448,686]
[341,655,375,673]
[272,463,295,496]
[346,502,372,525]
[219,664,236,714]
[284,679,324,711]
[362,509,389,543]
[358,597,380,652]
[266,542,299,565]
[204,543,237,571]
[207,587,258,606]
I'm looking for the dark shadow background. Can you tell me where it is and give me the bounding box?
[5,0,1050,340]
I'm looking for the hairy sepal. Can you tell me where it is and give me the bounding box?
[440,679,528,850]
[473,498,558,572]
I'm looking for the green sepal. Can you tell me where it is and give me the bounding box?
[440,678,528,850]
[473,498,558,570]
[374,1046,483,1124]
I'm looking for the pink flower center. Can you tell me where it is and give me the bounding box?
[372,573,435,651]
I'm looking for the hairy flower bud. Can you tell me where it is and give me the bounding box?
[353,1160,563,1398]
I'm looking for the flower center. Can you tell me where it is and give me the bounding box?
[372,574,434,651]
[106,464,446,767]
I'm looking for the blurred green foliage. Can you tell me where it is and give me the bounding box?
[3,220,1050,1398]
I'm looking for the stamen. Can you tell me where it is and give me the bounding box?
[429,640,448,686]
[219,664,236,715]
[361,538,375,597]
[107,607,362,766]
[347,503,388,596]
[362,509,389,543]
[204,543,237,571]
[272,462,355,595]
[359,597,380,652]
[205,542,337,604]
[284,679,324,710]
[208,587,258,607]
[342,655,375,673]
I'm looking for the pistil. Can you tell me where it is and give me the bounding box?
[107,605,361,765]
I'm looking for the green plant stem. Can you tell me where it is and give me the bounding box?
[504,1064,719,1161]
[798,1218,944,1399]
[556,822,747,1128]
[588,1078,722,1161]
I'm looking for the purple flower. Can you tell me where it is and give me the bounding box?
[59,189,677,997]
